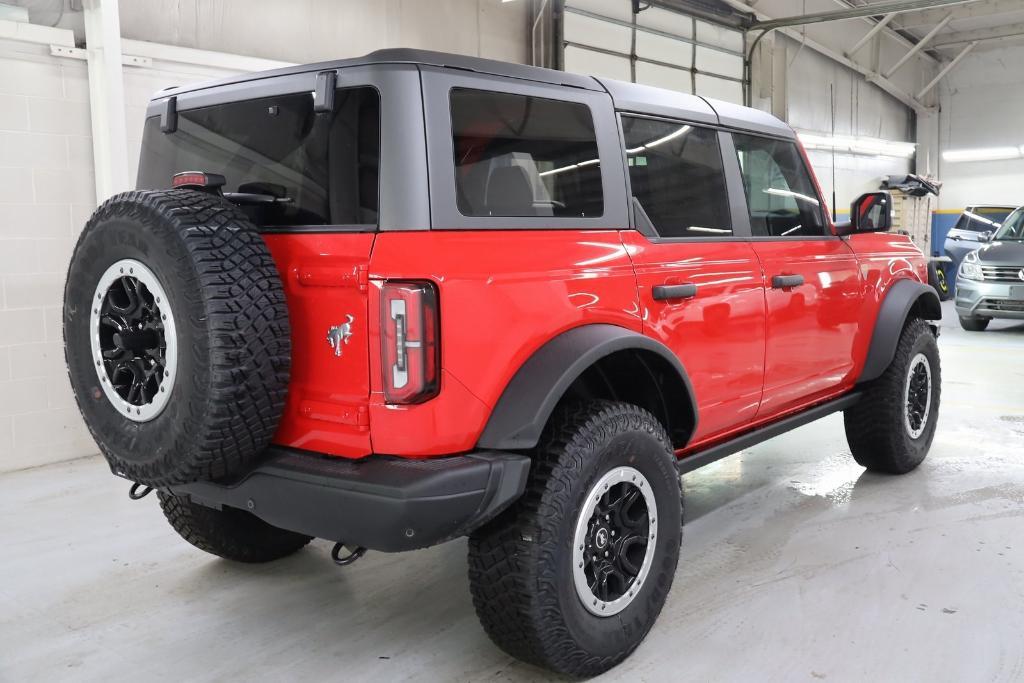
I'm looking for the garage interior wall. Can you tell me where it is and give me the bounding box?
[0,0,529,474]
[776,33,914,218]
[935,43,1024,211]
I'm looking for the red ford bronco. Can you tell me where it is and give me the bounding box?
[64,49,942,676]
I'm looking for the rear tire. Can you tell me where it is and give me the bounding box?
[844,318,940,474]
[158,491,312,563]
[467,401,682,677]
[958,315,989,332]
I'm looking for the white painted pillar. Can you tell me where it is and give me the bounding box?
[83,0,130,204]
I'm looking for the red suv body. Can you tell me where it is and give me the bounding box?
[72,49,942,675]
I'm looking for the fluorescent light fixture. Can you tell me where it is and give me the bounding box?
[797,131,916,158]
[942,146,1021,163]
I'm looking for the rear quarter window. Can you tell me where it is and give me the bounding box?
[449,88,603,218]
[137,87,380,228]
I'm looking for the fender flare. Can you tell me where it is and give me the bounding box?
[477,324,698,451]
[858,279,941,383]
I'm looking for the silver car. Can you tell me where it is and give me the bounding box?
[956,206,1024,331]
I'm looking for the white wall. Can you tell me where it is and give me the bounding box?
[0,38,245,473]
[117,0,529,65]
[0,39,98,471]
[936,44,1024,210]
[771,34,914,216]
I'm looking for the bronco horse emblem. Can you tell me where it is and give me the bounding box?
[326,315,355,357]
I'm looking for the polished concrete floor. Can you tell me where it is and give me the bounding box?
[3,301,1023,682]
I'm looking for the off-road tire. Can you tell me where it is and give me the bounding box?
[158,491,312,562]
[64,189,290,487]
[844,317,940,474]
[958,315,989,332]
[467,401,682,677]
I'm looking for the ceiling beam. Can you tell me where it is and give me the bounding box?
[883,13,952,77]
[748,0,984,32]
[916,40,976,98]
[893,0,1024,30]
[931,22,1024,48]
[718,0,933,112]
[829,0,938,62]
[846,12,896,57]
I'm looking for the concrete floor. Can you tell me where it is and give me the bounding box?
[2,300,1023,682]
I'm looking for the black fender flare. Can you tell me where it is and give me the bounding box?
[477,324,698,451]
[858,279,941,383]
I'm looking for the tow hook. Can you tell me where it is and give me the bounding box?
[331,542,367,567]
[128,482,153,500]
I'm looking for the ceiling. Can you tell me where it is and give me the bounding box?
[886,0,1024,54]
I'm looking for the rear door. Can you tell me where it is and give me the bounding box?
[137,64,428,457]
[620,116,766,444]
[729,132,862,418]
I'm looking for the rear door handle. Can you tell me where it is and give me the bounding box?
[652,283,698,300]
[771,274,805,289]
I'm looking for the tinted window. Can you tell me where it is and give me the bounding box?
[622,117,731,238]
[450,88,603,218]
[994,208,1024,240]
[733,134,826,237]
[138,87,380,227]
[954,207,1014,232]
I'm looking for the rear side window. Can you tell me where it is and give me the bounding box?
[450,88,603,218]
[137,87,380,227]
[733,133,826,237]
[622,116,732,238]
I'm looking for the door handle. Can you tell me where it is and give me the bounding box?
[771,274,805,289]
[652,283,698,300]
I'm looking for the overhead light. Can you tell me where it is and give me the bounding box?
[942,146,1021,163]
[796,131,916,158]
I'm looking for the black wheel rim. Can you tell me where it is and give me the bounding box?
[573,466,658,616]
[904,353,931,438]
[90,259,177,421]
[99,275,168,405]
[583,481,649,602]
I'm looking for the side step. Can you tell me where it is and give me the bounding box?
[678,392,861,475]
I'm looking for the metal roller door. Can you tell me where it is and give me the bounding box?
[557,0,745,103]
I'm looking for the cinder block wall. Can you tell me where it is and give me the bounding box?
[0,41,98,471]
[0,41,238,473]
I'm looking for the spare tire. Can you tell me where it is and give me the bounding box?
[64,189,290,486]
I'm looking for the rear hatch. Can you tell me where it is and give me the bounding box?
[136,85,382,457]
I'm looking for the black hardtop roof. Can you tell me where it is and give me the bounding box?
[153,48,793,139]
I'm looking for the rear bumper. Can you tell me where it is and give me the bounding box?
[166,448,531,552]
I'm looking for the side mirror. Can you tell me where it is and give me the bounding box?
[851,192,892,233]
[979,230,993,242]
[834,192,892,236]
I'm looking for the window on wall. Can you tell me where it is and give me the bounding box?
[622,116,732,238]
[449,88,604,218]
[732,133,827,237]
[138,88,380,227]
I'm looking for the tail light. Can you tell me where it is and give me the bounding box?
[380,281,439,404]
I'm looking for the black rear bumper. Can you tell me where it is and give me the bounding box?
[165,448,531,552]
